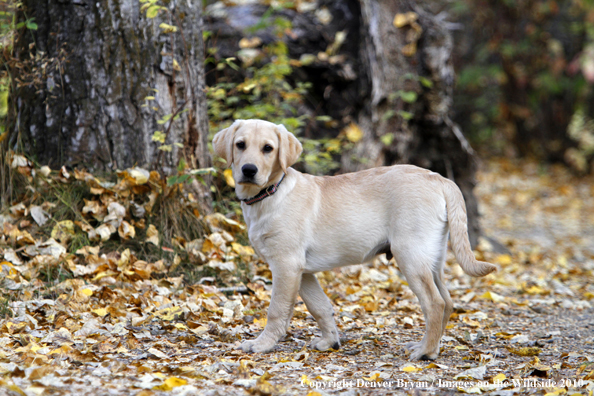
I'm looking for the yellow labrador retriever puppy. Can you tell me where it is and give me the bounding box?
[213,119,496,360]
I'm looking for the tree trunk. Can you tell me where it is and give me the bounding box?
[11,0,211,198]
[352,0,481,246]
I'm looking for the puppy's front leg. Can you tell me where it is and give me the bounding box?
[240,264,302,353]
[299,273,340,351]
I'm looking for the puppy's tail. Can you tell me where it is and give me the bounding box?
[443,179,496,277]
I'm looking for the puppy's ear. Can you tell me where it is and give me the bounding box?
[275,124,303,173]
[213,120,244,166]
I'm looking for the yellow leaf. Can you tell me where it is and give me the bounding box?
[495,332,518,340]
[204,213,245,232]
[155,306,183,321]
[344,122,363,143]
[524,285,548,295]
[557,255,568,267]
[0,261,17,276]
[393,11,418,28]
[116,346,129,354]
[223,168,235,188]
[481,291,505,303]
[164,377,187,388]
[146,5,161,18]
[462,316,481,327]
[401,365,422,372]
[544,388,565,396]
[492,373,506,383]
[81,288,93,296]
[49,345,72,355]
[4,384,26,396]
[325,138,341,153]
[306,392,323,396]
[253,317,267,328]
[92,270,118,281]
[92,308,108,317]
[146,224,160,246]
[239,37,263,49]
[201,238,216,254]
[363,372,381,381]
[127,167,150,184]
[301,375,312,386]
[232,242,254,257]
[495,254,512,265]
[506,346,541,357]
[118,221,136,240]
[424,363,443,369]
[159,23,178,33]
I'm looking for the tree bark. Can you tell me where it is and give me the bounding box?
[11,0,211,192]
[352,0,481,246]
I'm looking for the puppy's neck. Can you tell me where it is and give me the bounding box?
[236,170,286,201]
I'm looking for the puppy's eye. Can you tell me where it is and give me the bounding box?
[263,144,273,153]
[236,141,246,150]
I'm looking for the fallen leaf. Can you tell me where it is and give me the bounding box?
[51,220,75,243]
[480,291,505,302]
[454,365,487,380]
[146,224,159,246]
[147,347,167,359]
[507,346,541,356]
[401,365,422,372]
[30,206,50,226]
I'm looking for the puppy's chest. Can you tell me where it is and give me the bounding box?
[243,208,277,257]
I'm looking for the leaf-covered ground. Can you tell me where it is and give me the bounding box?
[1,158,594,396]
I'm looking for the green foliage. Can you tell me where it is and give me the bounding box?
[205,9,348,176]
[0,79,8,119]
[390,90,418,104]
[208,41,307,126]
[452,0,594,169]
[140,0,165,18]
[15,16,36,30]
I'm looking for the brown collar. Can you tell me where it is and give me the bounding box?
[241,174,285,205]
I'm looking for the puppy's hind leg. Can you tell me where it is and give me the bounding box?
[299,273,341,351]
[433,254,454,339]
[395,248,447,360]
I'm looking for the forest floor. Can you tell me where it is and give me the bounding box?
[1,158,594,396]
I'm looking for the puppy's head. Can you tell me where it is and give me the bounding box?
[213,119,302,189]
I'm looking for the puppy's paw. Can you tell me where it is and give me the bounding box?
[239,338,277,353]
[405,341,438,361]
[309,337,340,351]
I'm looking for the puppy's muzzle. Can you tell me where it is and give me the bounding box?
[241,164,258,182]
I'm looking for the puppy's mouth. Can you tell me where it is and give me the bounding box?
[238,178,263,187]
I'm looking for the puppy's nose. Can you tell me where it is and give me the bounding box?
[242,164,258,178]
